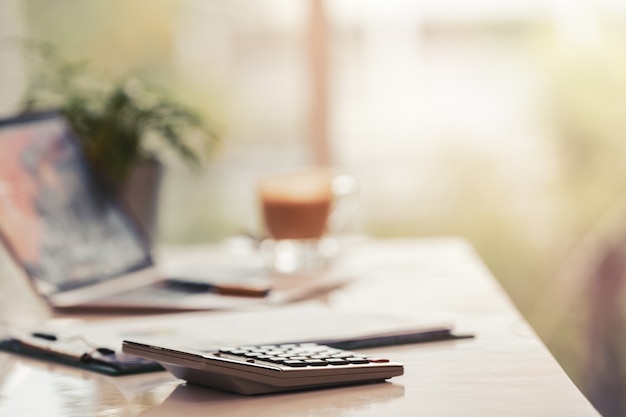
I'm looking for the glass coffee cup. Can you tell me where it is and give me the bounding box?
[257,168,357,274]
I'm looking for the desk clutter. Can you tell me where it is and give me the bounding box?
[0,303,469,384]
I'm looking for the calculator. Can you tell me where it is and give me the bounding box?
[122,340,404,395]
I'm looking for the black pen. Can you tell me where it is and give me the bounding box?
[288,327,474,350]
[32,332,58,341]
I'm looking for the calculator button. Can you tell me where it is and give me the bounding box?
[297,343,319,348]
[283,360,307,367]
[305,359,328,366]
[330,353,353,358]
[326,358,350,365]
[346,357,370,364]
[310,354,331,359]
[279,344,298,349]
[366,358,390,363]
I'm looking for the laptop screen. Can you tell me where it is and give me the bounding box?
[0,112,152,294]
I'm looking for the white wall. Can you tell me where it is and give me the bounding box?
[0,0,26,116]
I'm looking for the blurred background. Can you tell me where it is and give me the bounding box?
[2,0,626,415]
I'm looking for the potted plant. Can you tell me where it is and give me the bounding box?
[19,41,219,241]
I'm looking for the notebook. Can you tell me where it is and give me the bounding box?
[0,111,280,312]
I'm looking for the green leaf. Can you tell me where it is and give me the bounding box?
[19,39,219,184]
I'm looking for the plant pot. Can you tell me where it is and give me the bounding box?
[117,158,164,245]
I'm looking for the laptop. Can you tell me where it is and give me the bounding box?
[0,111,274,312]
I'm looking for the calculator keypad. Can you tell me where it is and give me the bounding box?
[215,343,388,367]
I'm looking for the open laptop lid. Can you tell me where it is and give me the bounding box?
[0,112,153,299]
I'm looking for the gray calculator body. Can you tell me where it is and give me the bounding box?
[122,340,404,395]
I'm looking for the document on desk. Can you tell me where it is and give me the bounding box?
[0,302,468,375]
[0,302,464,375]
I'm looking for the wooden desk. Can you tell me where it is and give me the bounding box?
[0,238,599,416]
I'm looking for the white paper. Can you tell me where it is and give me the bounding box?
[38,302,451,352]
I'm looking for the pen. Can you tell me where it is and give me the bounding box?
[289,327,474,350]
[32,332,58,341]
[164,278,271,298]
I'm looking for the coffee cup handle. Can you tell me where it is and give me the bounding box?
[328,174,359,234]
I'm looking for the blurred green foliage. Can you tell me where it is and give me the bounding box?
[20,40,218,183]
